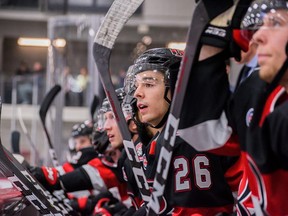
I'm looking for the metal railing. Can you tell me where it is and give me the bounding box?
[10,74,44,165]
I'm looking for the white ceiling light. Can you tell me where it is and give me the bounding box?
[18,38,66,48]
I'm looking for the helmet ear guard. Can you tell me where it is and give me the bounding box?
[93,131,110,154]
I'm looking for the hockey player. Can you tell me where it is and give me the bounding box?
[120,95,158,214]
[60,120,99,174]
[30,120,98,178]
[31,89,130,215]
[126,48,242,215]
[240,1,288,214]
[176,0,288,215]
[69,88,154,215]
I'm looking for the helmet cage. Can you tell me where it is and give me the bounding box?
[97,88,126,131]
[236,0,288,51]
[124,63,170,97]
[97,99,111,132]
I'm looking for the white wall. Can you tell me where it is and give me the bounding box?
[144,0,195,22]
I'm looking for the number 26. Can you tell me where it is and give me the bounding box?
[174,155,211,192]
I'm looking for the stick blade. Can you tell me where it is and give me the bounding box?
[92,0,151,204]
[94,0,144,49]
[39,84,61,123]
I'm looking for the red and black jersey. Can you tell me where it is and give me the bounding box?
[59,154,130,206]
[244,86,288,215]
[143,130,237,216]
[159,49,288,215]
[177,51,260,215]
[56,146,98,175]
[227,71,269,216]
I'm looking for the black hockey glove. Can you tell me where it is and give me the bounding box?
[201,0,252,60]
[93,194,128,216]
[70,191,123,215]
[69,196,96,215]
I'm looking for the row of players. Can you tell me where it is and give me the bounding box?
[28,1,288,215]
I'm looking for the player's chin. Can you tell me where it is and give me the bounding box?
[111,141,122,149]
[259,68,275,83]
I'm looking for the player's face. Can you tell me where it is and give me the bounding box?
[74,136,91,152]
[133,70,171,127]
[103,111,123,149]
[253,9,288,84]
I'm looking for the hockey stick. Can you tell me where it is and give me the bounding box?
[93,0,150,203]
[0,97,72,215]
[147,0,245,214]
[11,129,31,168]
[17,107,40,164]
[39,84,61,167]
[90,95,100,121]
[11,130,20,154]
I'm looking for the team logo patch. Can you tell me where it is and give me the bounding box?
[142,154,147,170]
[136,142,143,162]
[246,108,254,127]
[169,49,184,57]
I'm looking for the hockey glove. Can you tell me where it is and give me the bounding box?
[70,191,121,215]
[69,196,96,215]
[201,0,252,60]
[93,196,128,216]
[29,166,61,191]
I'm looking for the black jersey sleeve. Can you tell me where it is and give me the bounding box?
[178,51,233,152]
[59,167,93,192]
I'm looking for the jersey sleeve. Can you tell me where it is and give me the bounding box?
[177,51,233,152]
[59,167,94,192]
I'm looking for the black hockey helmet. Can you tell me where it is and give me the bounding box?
[124,48,183,128]
[100,88,125,113]
[234,0,288,51]
[133,48,183,78]
[68,120,93,151]
[71,120,93,138]
[125,48,183,100]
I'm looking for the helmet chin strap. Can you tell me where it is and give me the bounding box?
[150,87,171,129]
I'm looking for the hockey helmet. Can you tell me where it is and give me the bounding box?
[234,0,288,51]
[124,48,183,99]
[97,88,126,131]
[68,120,93,151]
[71,120,93,138]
